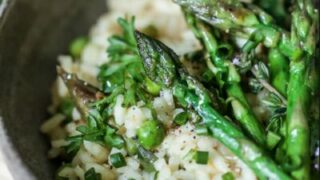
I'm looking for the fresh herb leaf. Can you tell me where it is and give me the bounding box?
[104,125,125,149]
[58,98,75,124]
[98,17,152,107]
[64,135,82,158]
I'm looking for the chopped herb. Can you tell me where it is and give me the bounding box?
[153,171,159,180]
[125,137,138,155]
[110,153,127,168]
[64,135,82,158]
[137,144,157,172]
[195,151,209,164]
[183,149,196,161]
[222,172,234,180]
[58,98,75,124]
[137,144,158,162]
[84,168,101,180]
[174,111,189,125]
[195,124,208,135]
[98,17,151,107]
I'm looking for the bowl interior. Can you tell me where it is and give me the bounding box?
[0,0,106,179]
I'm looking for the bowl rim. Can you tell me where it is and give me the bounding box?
[0,117,34,180]
[0,1,35,179]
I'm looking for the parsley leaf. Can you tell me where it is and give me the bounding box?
[98,17,152,107]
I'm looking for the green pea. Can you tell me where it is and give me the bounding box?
[137,120,165,150]
[69,36,88,58]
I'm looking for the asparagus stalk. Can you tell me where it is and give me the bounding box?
[57,66,104,118]
[254,0,289,27]
[135,30,291,180]
[280,0,318,178]
[175,0,294,94]
[184,13,266,145]
[268,48,289,96]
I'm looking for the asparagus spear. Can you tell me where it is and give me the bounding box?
[280,0,318,179]
[184,13,266,146]
[175,0,293,93]
[135,30,291,180]
[268,48,289,96]
[254,0,289,27]
[57,66,104,118]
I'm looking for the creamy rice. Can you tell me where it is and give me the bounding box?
[41,0,256,179]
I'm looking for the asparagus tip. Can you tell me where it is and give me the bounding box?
[56,66,77,84]
[56,66,65,76]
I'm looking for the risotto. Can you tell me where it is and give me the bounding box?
[41,0,320,179]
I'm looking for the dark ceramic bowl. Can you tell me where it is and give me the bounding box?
[0,0,106,179]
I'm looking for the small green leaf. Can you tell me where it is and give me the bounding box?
[104,126,124,149]
[64,135,82,158]
[58,98,75,124]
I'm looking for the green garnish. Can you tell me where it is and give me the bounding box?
[104,125,125,149]
[52,0,320,178]
[98,17,150,107]
[222,172,234,180]
[58,98,75,124]
[195,151,209,165]
[125,137,138,156]
[137,145,158,172]
[110,153,127,168]
[84,168,101,180]
[173,111,188,125]
[195,124,208,135]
